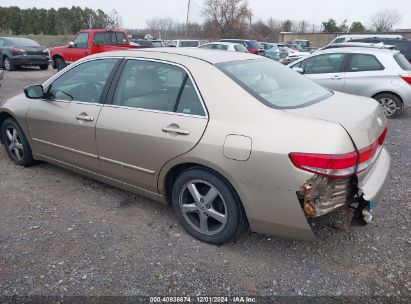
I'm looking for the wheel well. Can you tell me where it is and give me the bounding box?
[164,163,241,204]
[372,91,403,107]
[0,112,15,144]
[52,55,63,63]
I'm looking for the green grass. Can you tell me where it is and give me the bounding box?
[0,33,75,48]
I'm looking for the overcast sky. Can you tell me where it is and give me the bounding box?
[2,0,410,29]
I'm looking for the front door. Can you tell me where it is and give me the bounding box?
[298,53,347,92]
[96,59,208,193]
[26,58,119,171]
[65,32,90,63]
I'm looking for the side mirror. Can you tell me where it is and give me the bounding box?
[292,67,304,74]
[0,69,4,81]
[68,41,75,48]
[24,84,44,99]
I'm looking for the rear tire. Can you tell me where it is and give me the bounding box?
[1,118,35,167]
[374,93,402,118]
[171,168,245,245]
[55,57,66,71]
[3,57,14,71]
[39,64,49,70]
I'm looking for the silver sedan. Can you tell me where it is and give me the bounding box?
[289,47,411,117]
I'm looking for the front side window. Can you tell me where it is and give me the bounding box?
[347,54,384,72]
[48,59,118,103]
[113,60,205,116]
[333,38,345,44]
[299,53,346,74]
[73,32,89,48]
[218,59,332,109]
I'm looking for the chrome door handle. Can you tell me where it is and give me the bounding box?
[76,113,94,122]
[162,126,190,135]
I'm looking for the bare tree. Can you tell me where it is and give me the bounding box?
[202,0,251,38]
[370,9,401,32]
[107,9,122,29]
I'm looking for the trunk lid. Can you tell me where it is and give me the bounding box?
[20,46,47,55]
[285,91,387,150]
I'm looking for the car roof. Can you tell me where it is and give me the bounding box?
[94,47,257,64]
[316,47,398,55]
[202,42,240,46]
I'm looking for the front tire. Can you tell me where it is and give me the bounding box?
[39,64,49,70]
[1,118,35,166]
[374,93,402,118]
[171,168,245,244]
[55,57,66,71]
[3,57,14,71]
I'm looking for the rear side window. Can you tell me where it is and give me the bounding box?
[113,60,205,116]
[394,53,411,70]
[234,45,248,52]
[94,32,128,45]
[347,54,384,72]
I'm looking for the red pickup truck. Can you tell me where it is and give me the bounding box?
[50,29,136,70]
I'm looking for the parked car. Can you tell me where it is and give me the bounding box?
[49,29,135,71]
[294,39,311,49]
[0,48,390,244]
[162,40,176,47]
[348,37,411,62]
[131,39,164,48]
[0,37,50,71]
[280,52,310,65]
[260,42,280,60]
[329,34,404,44]
[198,42,248,52]
[173,40,200,48]
[219,39,265,55]
[277,43,294,58]
[289,48,411,117]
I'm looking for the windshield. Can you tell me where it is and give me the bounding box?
[217,59,332,109]
[8,38,39,46]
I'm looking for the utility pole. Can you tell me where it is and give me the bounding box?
[186,0,191,37]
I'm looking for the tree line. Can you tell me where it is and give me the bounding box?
[0,6,122,35]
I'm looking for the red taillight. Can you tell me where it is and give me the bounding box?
[248,48,257,54]
[401,75,411,85]
[289,127,387,178]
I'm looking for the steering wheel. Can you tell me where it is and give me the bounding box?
[79,81,104,102]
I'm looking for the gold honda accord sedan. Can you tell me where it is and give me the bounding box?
[0,49,390,244]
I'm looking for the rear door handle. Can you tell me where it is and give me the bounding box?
[162,126,190,135]
[331,75,342,80]
[76,113,94,122]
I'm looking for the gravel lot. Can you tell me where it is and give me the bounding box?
[0,68,410,301]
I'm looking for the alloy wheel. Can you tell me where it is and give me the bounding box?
[4,58,11,71]
[4,126,24,162]
[179,179,228,236]
[378,97,398,117]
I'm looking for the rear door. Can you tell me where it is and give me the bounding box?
[343,53,386,96]
[26,58,120,171]
[295,53,347,91]
[96,58,208,193]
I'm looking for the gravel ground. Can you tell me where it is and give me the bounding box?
[0,68,410,301]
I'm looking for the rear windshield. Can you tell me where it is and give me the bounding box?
[217,59,332,109]
[94,32,128,45]
[394,53,411,70]
[245,41,263,49]
[7,38,39,46]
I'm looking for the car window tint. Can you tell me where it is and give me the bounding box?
[348,54,384,72]
[94,32,106,44]
[234,45,248,52]
[176,78,205,116]
[334,38,345,43]
[73,32,89,48]
[0,39,4,46]
[300,53,346,74]
[216,44,228,50]
[48,59,117,103]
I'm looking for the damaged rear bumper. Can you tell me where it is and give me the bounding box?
[297,147,390,223]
